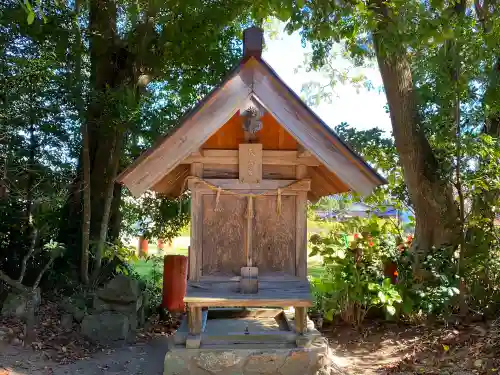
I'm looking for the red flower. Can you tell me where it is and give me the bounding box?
[407,234,413,242]
[354,233,359,239]
[369,241,374,247]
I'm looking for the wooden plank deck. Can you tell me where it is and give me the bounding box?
[184,280,312,307]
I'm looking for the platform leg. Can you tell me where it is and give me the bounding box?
[187,306,202,349]
[294,307,307,334]
[188,306,202,335]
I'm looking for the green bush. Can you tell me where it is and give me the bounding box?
[309,217,402,327]
[396,246,460,317]
[309,216,462,326]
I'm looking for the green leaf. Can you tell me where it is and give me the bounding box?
[382,278,392,288]
[378,291,387,303]
[27,11,35,25]
[324,309,334,321]
[402,297,414,314]
[386,305,396,316]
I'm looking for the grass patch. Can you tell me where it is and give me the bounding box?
[130,228,330,281]
[131,247,188,280]
[308,260,325,279]
[131,247,325,280]
[307,219,336,234]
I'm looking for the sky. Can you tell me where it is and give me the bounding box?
[261,27,392,134]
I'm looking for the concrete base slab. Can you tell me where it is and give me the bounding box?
[164,336,333,375]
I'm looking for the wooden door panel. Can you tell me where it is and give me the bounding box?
[202,194,246,276]
[252,196,296,276]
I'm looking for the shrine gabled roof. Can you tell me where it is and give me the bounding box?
[117,44,386,198]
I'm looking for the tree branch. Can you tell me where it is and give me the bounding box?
[32,256,56,289]
[18,227,38,283]
[0,270,31,293]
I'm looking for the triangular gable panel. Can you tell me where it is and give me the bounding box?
[117,57,385,197]
[246,58,383,196]
[202,111,298,151]
[118,65,253,197]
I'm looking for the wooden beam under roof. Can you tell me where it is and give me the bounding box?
[183,149,320,167]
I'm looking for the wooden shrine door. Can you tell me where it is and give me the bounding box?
[252,196,296,276]
[201,194,247,277]
[200,193,297,278]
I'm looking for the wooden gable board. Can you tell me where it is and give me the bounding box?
[117,57,385,197]
[118,66,253,197]
[247,58,382,196]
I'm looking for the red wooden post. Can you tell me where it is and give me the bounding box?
[138,236,148,258]
[162,255,188,312]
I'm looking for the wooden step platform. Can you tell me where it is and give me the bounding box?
[184,280,313,307]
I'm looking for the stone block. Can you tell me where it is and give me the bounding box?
[186,335,201,349]
[193,351,244,373]
[93,296,142,331]
[61,313,73,330]
[97,274,139,303]
[60,295,87,323]
[81,311,129,343]
[280,350,310,375]
[0,326,13,341]
[165,339,330,375]
[164,352,188,375]
[244,351,286,374]
[1,289,41,318]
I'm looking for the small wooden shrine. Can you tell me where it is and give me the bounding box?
[117,27,385,350]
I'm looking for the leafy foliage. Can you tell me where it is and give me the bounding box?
[0,0,260,288]
[309,217,403,326]
[309,216,466,324]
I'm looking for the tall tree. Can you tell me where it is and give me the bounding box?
[2,0,260,283]
[269,0,499,258]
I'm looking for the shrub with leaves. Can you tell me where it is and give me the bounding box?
[396,246,461,317]
[310,217,403,327]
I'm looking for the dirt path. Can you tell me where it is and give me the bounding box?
[2,321,496,375]
[1,338,169,375]
[322,322,494,375]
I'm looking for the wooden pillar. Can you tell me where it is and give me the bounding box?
[295,165,308,279]
[295,306,307,334]
[188,163,203,348]
[189,162,203,282]
[295,166,309,341]
[188,306,203,335]
[138,236,148,258]
[245,196,253,267]
[187,305,203,348]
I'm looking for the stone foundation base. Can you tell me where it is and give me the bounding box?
[164,337,332,375]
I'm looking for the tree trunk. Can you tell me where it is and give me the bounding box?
[59,0,145,271]
[81,122,91,285]
[25,121,36,224]
[91,129,123,281]
[108,182,123,242]
[85,0,140,282]
[372,31,460,256]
